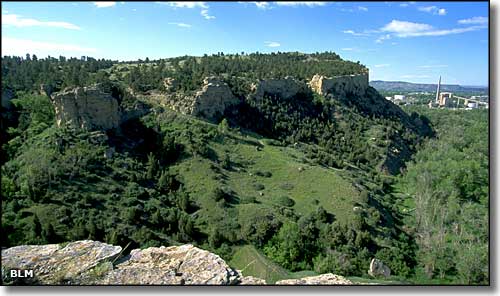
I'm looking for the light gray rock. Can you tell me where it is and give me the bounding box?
[275,273,353,285]
[50,84,121,130]
[161,76,240,122]
[238,275,267,285]
[251,76,311,101]
[309,73,369,97]
[191,77,240,121]
[368,258,391,278]
[99,244,239,285]
[1,240,121,284]
[2,240,358,285]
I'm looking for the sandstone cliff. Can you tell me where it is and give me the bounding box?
[250,77,312,101]
[309,73,369,97]
[192,77,241,120]
[1,240,353,285]
[50,84,149,131]
[161,77,240,122]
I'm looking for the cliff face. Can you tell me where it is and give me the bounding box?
[1,240,353,285]
[309,73,369,97]
[191,77,241,121]
[250,77,312,101]
[50,84,149,131]
[50,85,121,130]
[161,73,370,122]
[161,77,240,121]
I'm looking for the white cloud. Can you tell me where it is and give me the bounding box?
[458,16,488,25]
[341,48,354,51]
[168,22,192,28]
[381,20,432,35]
[375,34,391,43]
[158,2,208,9]
[201,9,215,19]
[380,19,487,39]
[418,6,446,15]
[358,6,368,11]
[265,41,280,47]
[418,65,448,68]
[275,2,327,7]
[342,29,367,36]
[400,3,409,7]
[93,2,116,8]
[2,36,97,57]
[244,2,271,9]
[2,13,81,30]
[374,64,390,68]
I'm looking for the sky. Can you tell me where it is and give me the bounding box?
[1,1,489,86]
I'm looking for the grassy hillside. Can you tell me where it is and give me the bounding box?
[2,52,436,283]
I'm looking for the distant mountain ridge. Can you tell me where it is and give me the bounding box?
[370,80,488,94]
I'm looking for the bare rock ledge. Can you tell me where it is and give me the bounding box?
[1,240,354,285]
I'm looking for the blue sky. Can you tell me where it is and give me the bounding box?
[1,1,489,85]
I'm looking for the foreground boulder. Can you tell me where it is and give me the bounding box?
[275,274,353,285]
[100,244,239,285]
[2,240,356,285]
[1,240,121,284]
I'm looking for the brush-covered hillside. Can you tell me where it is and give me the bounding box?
[2,52,432,283]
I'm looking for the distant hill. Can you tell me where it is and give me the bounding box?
[370,80,488,94]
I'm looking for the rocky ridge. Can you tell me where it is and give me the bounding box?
[1,240,354,285]
[161,72,370,122]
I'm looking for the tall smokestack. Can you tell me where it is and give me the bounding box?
[435,76,441,104]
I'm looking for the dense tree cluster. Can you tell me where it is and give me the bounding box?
[397,107,489,284]
[2,55,115,93]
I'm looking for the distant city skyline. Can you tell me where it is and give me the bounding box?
[1,1,489,86]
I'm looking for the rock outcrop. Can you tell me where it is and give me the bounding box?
[163,77,179,92]
[50,84,121,130]
[162,77,240,121]
[309,73,369,97]
[251,77,311,100]
[368,258,391,278]
[275,274,353,285]
[1,240,121,284]
[100,244,239,285]
[1,240,356,285]
[49,84,150,131]
[191,77,240,121]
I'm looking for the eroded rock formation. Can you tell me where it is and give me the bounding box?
[309,73,369,97]
[1,240,356,285]
[162,76,240,121]
[191,77,240,120]
[49,84,150,131]
[250,76,311,100]
[50,84,121,130]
